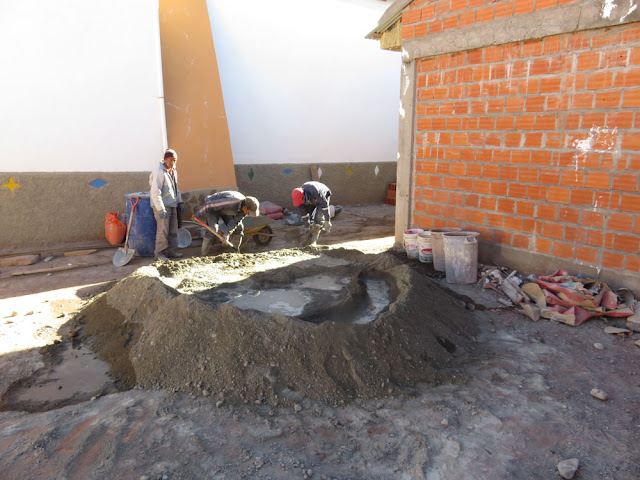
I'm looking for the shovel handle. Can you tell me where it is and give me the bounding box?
[123,196,139,248]
[192,216,235,248]
[130,196,140,212]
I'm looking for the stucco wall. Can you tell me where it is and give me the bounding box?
[0,162,395,250]
[234,162,397,209]
[0,173,150,251]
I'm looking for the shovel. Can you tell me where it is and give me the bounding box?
[113,196,139,266]
[191,216,235,248]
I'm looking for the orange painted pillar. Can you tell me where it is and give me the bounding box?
[158,0,236,191]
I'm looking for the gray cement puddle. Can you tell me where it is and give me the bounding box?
[201,273,391,324]
[1,343,114,412]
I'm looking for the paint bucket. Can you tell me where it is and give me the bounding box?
[443,231,480,285]
[403,229,424,258]
[430,227,462,272]
[417,231,433,263]
[126,191,156,256]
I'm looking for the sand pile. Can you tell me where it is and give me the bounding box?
[74,248,476,406]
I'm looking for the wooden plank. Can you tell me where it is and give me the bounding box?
[0,241,118,259]
[64,249,98,256]
[310,164,320,182]
[1,262,109,279]
[0,254,41,267]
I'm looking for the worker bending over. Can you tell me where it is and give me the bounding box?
[291,181,332,245]
[194,191,260,255]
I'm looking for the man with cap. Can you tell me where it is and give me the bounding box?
[193,191,260,255]
[149,148,184,261]
[291,181,332,245]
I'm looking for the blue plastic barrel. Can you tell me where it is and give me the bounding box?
[125,191,156,256]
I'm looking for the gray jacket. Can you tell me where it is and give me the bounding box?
[149,161,182,213]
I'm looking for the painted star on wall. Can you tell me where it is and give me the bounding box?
[1,176,21,194]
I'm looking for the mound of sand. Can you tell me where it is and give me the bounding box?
[74,248,476,406]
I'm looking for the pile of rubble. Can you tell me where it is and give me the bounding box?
[479,267,639,335]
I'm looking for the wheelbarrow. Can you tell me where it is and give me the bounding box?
[242,215,274,247]
[183,216,274,251]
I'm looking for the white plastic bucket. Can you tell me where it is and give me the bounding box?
[430,227,462,272]
[443,231,480,284]
[417,232,432,263]
[403,229,424,258]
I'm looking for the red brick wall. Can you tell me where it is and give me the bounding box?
[411,23,640,274]
[401,0,583,39]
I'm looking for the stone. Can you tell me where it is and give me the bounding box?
[0,254,40,267]
[593,343,604,350]
[557,458,579,479]
[294,403,302,412]
[590,388,608,401]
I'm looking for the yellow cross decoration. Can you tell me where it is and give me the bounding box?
[346,167,352,175]
[1,176,21,194]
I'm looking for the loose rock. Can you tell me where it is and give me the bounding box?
[557,458,579,479]
[590,388,609,401]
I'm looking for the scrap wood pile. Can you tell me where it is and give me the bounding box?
[480,267,639,332]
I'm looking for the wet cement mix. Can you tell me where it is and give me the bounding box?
[73,248,476,407]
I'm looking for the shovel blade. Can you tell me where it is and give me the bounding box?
[113,247,135,267]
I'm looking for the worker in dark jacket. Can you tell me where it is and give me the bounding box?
[194,191,260,255]
[291,181,332,245]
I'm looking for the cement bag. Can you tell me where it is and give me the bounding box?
[105,212,126,245]
[259,201,283,215]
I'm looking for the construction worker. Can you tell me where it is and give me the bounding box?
[291,181,332,245]
[149,148,184,261]
[194,191,260,255]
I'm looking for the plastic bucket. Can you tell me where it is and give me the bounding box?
[430,227,462,272]
[126,191,156,256]
[417,232,433,263]
[443,231,480,284]
[403,228,424,258]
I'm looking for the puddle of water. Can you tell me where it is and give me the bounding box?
[224,273,390,325]
[230,289,309,316]
[16,346,111,403]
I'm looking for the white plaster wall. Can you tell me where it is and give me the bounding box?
[0,0,166,172]
[207,0,400,165]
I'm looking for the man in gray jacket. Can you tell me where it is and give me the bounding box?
[149,148,184,260]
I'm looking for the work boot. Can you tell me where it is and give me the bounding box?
[155,250,169,261]
[201,236,213,256]
[308,224,322,246]
[166,250,183,259]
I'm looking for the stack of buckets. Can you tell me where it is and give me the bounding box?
[403,227,480,285]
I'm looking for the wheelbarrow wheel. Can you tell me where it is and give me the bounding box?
[253,225,273,246]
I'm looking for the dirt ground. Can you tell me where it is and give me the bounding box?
[0,203,638,480]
